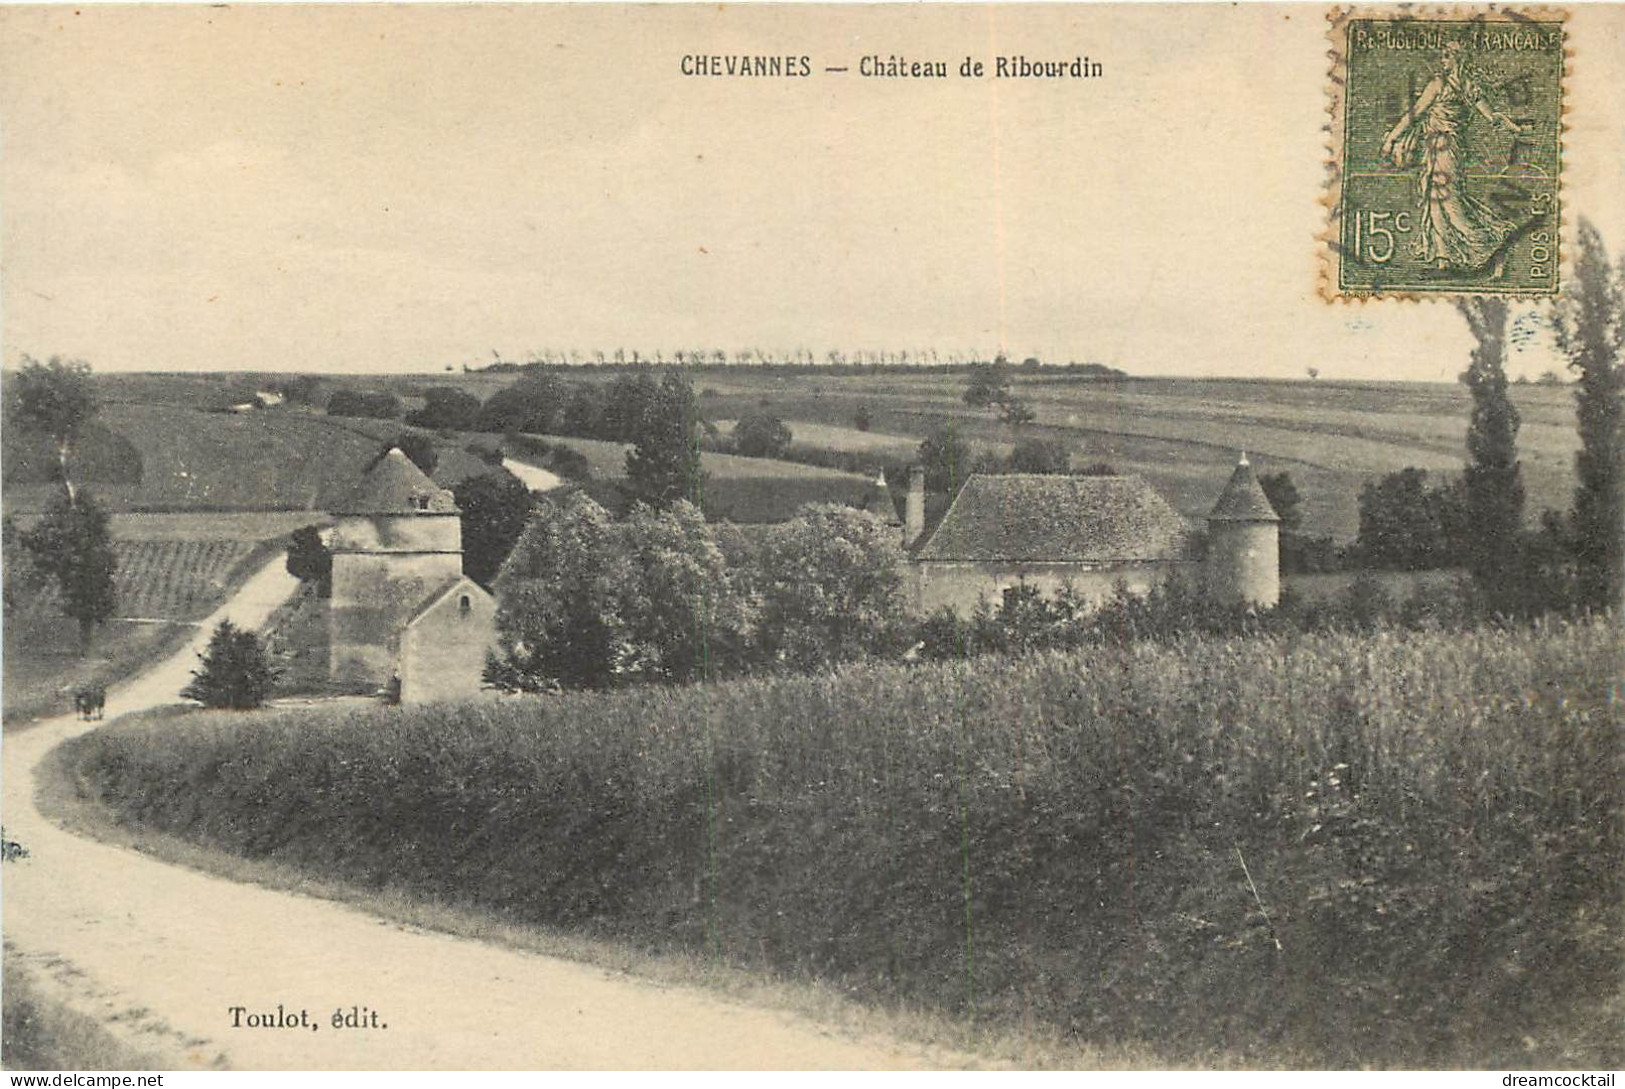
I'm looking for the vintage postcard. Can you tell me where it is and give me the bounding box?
[2,2,1622,1077]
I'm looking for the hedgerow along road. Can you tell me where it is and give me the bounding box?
[2,552,970,1070]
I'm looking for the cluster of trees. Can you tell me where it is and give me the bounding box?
[962,357,1037,425]
[729,413,794,459]
[486,496,904,691]
[405,387,482,431]
[1348,221,1622,617]
[485,491,1501,697]
[474,347,1127,376]
[468,370,671,443]
[1352,469,1469,570]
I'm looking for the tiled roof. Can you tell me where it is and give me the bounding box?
[335,448,460,515]
[913,474,1195,563]
[861,480,901,523]
[405,575,492,627]
[1207,457,1281,523]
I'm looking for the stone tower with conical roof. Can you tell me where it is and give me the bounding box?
[1205,453,1281,608]
[328,448,469,691]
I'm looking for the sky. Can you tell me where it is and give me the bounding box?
[1,2,1621,381]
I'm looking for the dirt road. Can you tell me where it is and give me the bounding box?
[501,456,564,493]
[1,556,967,1070]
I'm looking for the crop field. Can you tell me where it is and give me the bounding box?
[106,512,327,542]
[2,404,501,517]
[67,618,1621,1066]
[12,539,260,623]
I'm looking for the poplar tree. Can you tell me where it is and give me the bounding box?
[1552,219,1625,612]
[1454,297,1525,611]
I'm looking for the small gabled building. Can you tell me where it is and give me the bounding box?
[328,447,498,703]
[909,473,1199,615]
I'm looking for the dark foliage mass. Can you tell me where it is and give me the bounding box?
[20,490,118,654]
[326,389,401,420]
[285,525,332,598]
[1007,437,1070,474]
[1353,468,1468,571]
[730,413,794,459]
[624,371,707,508]
[452,469,535,587]
[487,496,900,691]
[8,355,97,460]
[1457,298,1526,612]
[406,387,483,432]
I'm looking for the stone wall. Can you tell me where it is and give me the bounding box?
[329,550,463,691]
[399,582,499,704]
[912,559,1194,616]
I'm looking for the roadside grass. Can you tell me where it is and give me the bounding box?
[1,619,194,730]
[1,955,169,1071]
[55,618,1622,1068]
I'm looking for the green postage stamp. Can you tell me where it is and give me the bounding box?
[1325,8,1566,299]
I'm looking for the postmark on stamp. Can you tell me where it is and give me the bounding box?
[1324,8,1566,299]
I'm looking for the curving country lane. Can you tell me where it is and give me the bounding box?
[1,554,967,1070]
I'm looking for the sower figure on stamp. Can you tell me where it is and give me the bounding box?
[1380,39,1524,277]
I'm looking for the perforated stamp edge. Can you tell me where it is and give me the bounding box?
[1319,5,1572,303]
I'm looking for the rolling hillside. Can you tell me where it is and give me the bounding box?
[689,374,1580,540]
[6,372,1583,539]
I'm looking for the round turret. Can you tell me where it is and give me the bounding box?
[1205,453,1280,608]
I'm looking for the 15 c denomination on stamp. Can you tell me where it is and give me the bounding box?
[1324,8,1566,299]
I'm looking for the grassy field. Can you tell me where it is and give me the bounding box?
[62,618,1621,1067]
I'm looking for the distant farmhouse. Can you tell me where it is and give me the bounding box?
[901,454,1280,615]
[327,448,499,704]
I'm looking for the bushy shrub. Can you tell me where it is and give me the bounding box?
[731,414,794,459]
[1007,437,1069,474]
[405,387,482,432]
[285,525,332,598]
